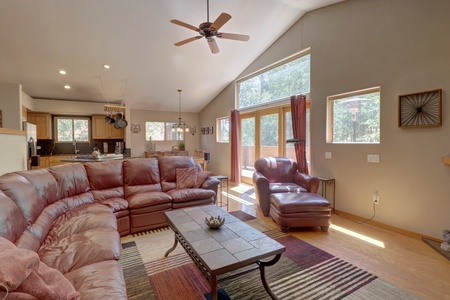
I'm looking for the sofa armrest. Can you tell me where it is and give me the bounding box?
[202,176,220,190]
[293,172,319,193]
[252,171,270,216]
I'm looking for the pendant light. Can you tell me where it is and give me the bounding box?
[172,89,190,133]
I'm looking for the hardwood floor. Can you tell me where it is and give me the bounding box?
[222,183,450,300]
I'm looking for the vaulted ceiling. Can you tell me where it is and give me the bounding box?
[0,0,343,112]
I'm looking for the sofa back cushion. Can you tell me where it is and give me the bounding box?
[123,158,161,198]
[84,160,124,201]
[48,163,90,199]
[0,172,47,227]
[0,190,26,242]
[15,169,60,205]
[158,156,196,192]
[254,157,297,183]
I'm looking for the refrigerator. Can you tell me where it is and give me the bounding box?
[23,122,40,169]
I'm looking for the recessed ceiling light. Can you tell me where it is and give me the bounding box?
[64,85,71,89]
[58,70,67,75]
[103,64,111,69]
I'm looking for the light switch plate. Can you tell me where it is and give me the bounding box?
[325,152,332,159]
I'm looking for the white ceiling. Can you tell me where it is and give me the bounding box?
[0,0,343,113]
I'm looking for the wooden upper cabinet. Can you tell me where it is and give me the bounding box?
[92,115,124,139]
[27,112,52,139]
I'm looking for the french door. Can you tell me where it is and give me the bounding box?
[240,105,310,185]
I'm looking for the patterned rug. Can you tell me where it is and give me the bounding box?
[119,211,421,300]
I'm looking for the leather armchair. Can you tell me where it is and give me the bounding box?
[252,157,319,216]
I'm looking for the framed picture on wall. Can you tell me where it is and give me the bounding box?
[398,89,442,128]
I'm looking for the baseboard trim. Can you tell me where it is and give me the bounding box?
[334,209,443,242]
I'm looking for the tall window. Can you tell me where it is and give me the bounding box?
[55,117,89,142]
[145,121,184,141]
[327,87,380,143]
[216,116,229,143]
[236,49,311,183]
[237,50,310,109]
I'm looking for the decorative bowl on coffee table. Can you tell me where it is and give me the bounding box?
[205,216,225,229]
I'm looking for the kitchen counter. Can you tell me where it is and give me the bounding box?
[61,154,124,162]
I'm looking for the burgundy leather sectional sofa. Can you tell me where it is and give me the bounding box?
[0,156,219,299]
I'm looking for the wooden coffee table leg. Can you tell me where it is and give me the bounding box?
[164,235,178,257]
[211,274,218,300]
[257,254,282,300]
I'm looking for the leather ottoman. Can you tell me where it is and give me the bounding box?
[269,192,331,232]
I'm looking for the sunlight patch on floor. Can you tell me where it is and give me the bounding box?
[330,224,385,248]
[223,192,254,206]
[230,185,253,194]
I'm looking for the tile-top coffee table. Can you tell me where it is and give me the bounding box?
[164,205,285,300]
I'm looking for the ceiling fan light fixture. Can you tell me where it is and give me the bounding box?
[170,0,249,54]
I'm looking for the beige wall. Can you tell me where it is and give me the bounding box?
[0,129,27,174]
[130,108,200,158]
[202,0,450,239]
[0,82,22,130]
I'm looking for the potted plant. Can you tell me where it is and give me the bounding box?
[178,140,185,151]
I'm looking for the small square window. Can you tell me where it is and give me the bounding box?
[216,116,229,143]
[327,87,380,144]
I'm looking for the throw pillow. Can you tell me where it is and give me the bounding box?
[194,171,212,188]
[176,167,198,189]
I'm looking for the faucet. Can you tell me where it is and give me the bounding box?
[73,139,79,154]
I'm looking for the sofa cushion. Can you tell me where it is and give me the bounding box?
[176,167,198,189]
[43,211,117,246]
[38,227,121,274]
[84,160,125,202]
[167,188,215,203]
[16,169,60,205]
[123,158,161,197]
[65,260,126,300]
[0,172,47,227]
[127,191,172,209]
[48,163,91,199]
[0,190,26,243]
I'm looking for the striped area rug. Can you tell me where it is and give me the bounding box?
[119,211,421,300]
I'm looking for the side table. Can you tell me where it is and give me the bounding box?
[318,177,335,213]
[212,175,228,211]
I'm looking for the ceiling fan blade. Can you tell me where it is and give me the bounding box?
[217,32,250,42]
[207,38,220,54]
[210,13,231,31]
[170,19,199,32]
[174,36,202,46]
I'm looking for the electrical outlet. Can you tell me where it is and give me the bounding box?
[373,191,380,205]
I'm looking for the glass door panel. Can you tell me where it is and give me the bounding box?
[241,116,255,184]
[285,111,296,160]
[259,113,279,158]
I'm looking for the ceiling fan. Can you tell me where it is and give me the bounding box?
[170,0,250,54]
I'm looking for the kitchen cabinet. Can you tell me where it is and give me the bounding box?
[49,155,75,167]
[31,156,49,169]
[92,115,124,139]
[27,112,52,140]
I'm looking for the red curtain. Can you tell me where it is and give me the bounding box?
[290,95,309,174]
[230,109,241,184]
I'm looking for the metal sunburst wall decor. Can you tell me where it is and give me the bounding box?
[398,89,442,128]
